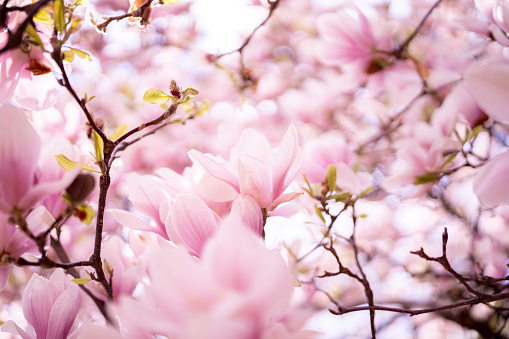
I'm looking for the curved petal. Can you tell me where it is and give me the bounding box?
[0,50,25,105]
[188,150,240,191]
[14,70,59,111]
[230,195,263,236]
[171,194,220,256]
[0,265,11,292]
[238,155,273,208]
[22,274,52,339]
[464,60,509,123]
[46,284,80,339]
[1,320,34,339]
[272,125,301,198]
[108,209,168,240]
[474,152,509,206]
[0,104,40,212]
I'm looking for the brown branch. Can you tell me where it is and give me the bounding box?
[411,228,490,299]
[214,0,280,60]
[94,0,155,33]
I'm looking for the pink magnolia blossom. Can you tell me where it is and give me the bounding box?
[0,7,60,111]
[316,5,393,70]
[474,152,509,206]
[0,104,77,213]
[108,217,314,338]
[0,206,53,291]
[464,60,509,124]
[1,268,80,339]
[189,124,303,211]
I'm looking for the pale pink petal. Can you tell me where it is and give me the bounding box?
[47,268,69,303]
[464,60,509,123]
[272,125,300,198]
[230,195,263,236]
[108,209,169,239]
[0,265,11,292]
[127,173,169,224]
[46,284,80,339]
[0,51,25,105]
[203,217,293,321]
[22,275,52,339]
[474,152,509,206]
[235,128,273,165]
[18,169,79,212]
[238,155,273,208]
[1,320,35,339]
[188,150,240,191]
[0,104,40,212]
[267,192,303,212]
[171,193,220,256]
[14,69,59,111]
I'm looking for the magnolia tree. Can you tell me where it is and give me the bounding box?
[2,0,509,337]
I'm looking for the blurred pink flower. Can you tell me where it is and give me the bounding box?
[474,152,509,206]
[464,60,509,124]
[0,11,59,111]
[109,217,314,338]
[316,5,393,69]
[1,268,80,339]
[0,104,76,213]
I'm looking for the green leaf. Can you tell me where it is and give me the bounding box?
[440,153,458,171]
[469,125,483,141]
[53,0,66,33]
[326,164,336,192]
[69,48,92,61]
[34,9,52,26]
[143,88,172,104]
[55,154,101,173]
[108,124,128,141]
[72,278,92,285]
[159,102,169,110]
[182,87,199,98]
[329,192,350,201]
[93,130,104,163]
[414,172,441,185]
[25,24,44,47]
[76,205,94,225]
[302,174,313,195]
[162,0,179,4]
[314,204,325,223]
[62,50,75,62]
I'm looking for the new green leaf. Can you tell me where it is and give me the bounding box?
[69,48,92,61]
[55,154,101,173]
[72,278,92,285]
[34,9,52,26]
[326,164,336,192]
[53,0,66,33]
[93,130,104,163]
[143,88,172,104]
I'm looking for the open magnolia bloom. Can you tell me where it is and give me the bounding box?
[1,269,80,339]
[0,105,78,214]
[188,124,303,211]
[0,104,77,213]
[98,216,315,339]
[464,60,509,206]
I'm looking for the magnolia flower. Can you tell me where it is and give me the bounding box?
[103,217,314,338]
[189,124,303,211]
[0,4,59,111]
[109,172,262,256]
[0,104,77,213]
[1,268,80,339]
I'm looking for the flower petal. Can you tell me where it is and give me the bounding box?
[188,150,240,191]
[474,152,509,206]
[171,193,220,256]
[238,155,273,208]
